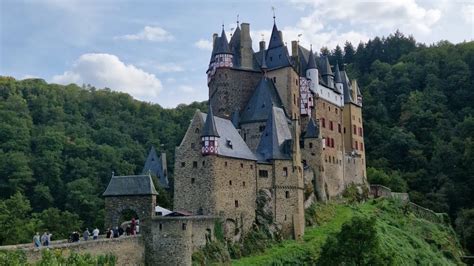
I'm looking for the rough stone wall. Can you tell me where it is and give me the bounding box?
[256,163,273,190]
[267,67,301,119]
[343,103,366,175]
[314,98,344,197]
[240,121,266,152]
[143,216,216,266]
[213,156,257,236]
[2,236,144,265]
[301,137,328,202]
[174,112,217,215]
[209,68,261,119]
[104,195,156,229]
[273,160,305,239]
[343,154,366,187]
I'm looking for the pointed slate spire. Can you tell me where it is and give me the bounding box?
[202,104,219,137]
[240,77,284,124]
[256,107,292,161]
[306,48,317,70]
[304,118,319,138]
[320,56,333,76]
[215,28,232,54]
[341,70,354,103]
[268,23,284,49]
[334,63,343,83]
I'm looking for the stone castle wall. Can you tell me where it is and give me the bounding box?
[209,68,261,119]
[240,121,266,152]
[143,216,216,266]
[267,67,301,120]
[104,195,156,229]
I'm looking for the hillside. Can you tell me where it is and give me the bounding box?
[0,34,473,254]
[233,198,463,265]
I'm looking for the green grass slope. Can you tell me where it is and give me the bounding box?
[233,199,463,265]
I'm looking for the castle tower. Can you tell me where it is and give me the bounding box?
[320,56,334,88]
[201,104,219,156]
[334,63,343,93]
[208,24,261,119]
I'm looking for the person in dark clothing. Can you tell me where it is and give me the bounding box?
[73,231,80,242]
[106,228,111,238]
[118,226,124,236]
[113,227,119,238]
[125,225,131,236]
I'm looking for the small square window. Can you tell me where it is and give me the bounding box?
[243,181,246,187]
[285,191,290,198]
[193,161,198,168]
[283,167,288,177]
[191,178,195,184]
[181,162,185,167]
[240,163,243,168]
[182,223,187,230]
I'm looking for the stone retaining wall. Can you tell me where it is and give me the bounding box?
[0,235,144,265]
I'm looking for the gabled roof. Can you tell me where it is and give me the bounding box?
[256,107,292,161]
[202,104,219,137]
[229,26,241,67]
[142,146,169,188]
[103,174,158,197]
[261,23,292,69]
[215,29,232,54]
[240,77,284,124]
[304,118,319,138]
[199,112,257,161]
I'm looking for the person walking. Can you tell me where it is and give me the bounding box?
[41,232,48,246]
[92,228,99,240]
[83,228,90,241]
[131,218,136,235]
[33,232,41,248]
[46,232,52,246]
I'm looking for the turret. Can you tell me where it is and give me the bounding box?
[304,118,320,139]
[214,27,233,69]
[306,48,318,92]
[334,63,343,93]
[320,56,334,88]
[201,104,220,156]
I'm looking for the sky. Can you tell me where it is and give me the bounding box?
[1,0,473,108]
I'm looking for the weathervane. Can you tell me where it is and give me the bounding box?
[237,14,239,25]
[272,6,276,23]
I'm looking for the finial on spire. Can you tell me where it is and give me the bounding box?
[222,23,224,31]
[272,6,276,23]
[237,14,239,25]
[310,44,313,51]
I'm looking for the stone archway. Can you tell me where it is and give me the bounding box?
[104,195,156,229]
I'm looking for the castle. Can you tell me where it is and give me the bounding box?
[173,19,367,240]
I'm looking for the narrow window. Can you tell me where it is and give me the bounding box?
[329,121,333,131]
[259,170,268,177]
[193,161,198,168]
[321,118,326,128]
[159,223,163,230]
[285,191,290,198]
[195,128,200,134]
[191,178,195,184]
[355,141,358,150]
[283,167,288,177]
[229,180,232,186]
[328,106,331,111]
[309,142,313,149]
[353,125,357,134]
[181,162,185,167]
[235,200,239,208]
[335,108,338,114]
[182,223,187,230]
[243,181,246,187]
[240,163,243,168]
[338,124,341,133]
[202,161,205,166]
[225,161,228,167]
[344,127,346,134]
[250,164,253,169]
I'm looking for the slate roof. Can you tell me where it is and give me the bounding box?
[215,29,232,55]
[304,118,320,138]
[306,49,317,70]
[341,70,354,103]
[256,107,293,161]
[240,77,284,124]
[202,104,219,137]
[142,146,169,188]
[229,26,241,67]
[262,23,292,69]
[231,109,240,128]
[334,63,342,83]
[199,112,257,161]
[103,174,158,197]
[320,56,333,77]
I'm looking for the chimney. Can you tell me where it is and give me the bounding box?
[292,41,298,57]
[240,23,253,69]
[212,33,218,46]
[161,152,167,177]
[259,40,266,51]
[278,30,283,42]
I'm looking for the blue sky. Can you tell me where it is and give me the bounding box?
[1,0,473,107]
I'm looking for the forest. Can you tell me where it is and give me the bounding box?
[0,32,473,254]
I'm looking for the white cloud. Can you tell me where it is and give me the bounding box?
[52,53,162,99]
[195,39,213,51]
[462,3,474,24]
[116,26,174,42]
[155,63,184,73]
[178,85,196,93]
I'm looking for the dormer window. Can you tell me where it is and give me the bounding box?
[226,139,233,149]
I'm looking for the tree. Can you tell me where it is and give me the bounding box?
[344,41,355,64]
[0,193,38,245]
[318,215,393,265]
[333,45,344,65]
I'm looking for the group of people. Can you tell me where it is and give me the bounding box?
[69,228,100,242]
[33,218,139,248]
[106,218,139,238]
[33,232,52,248]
